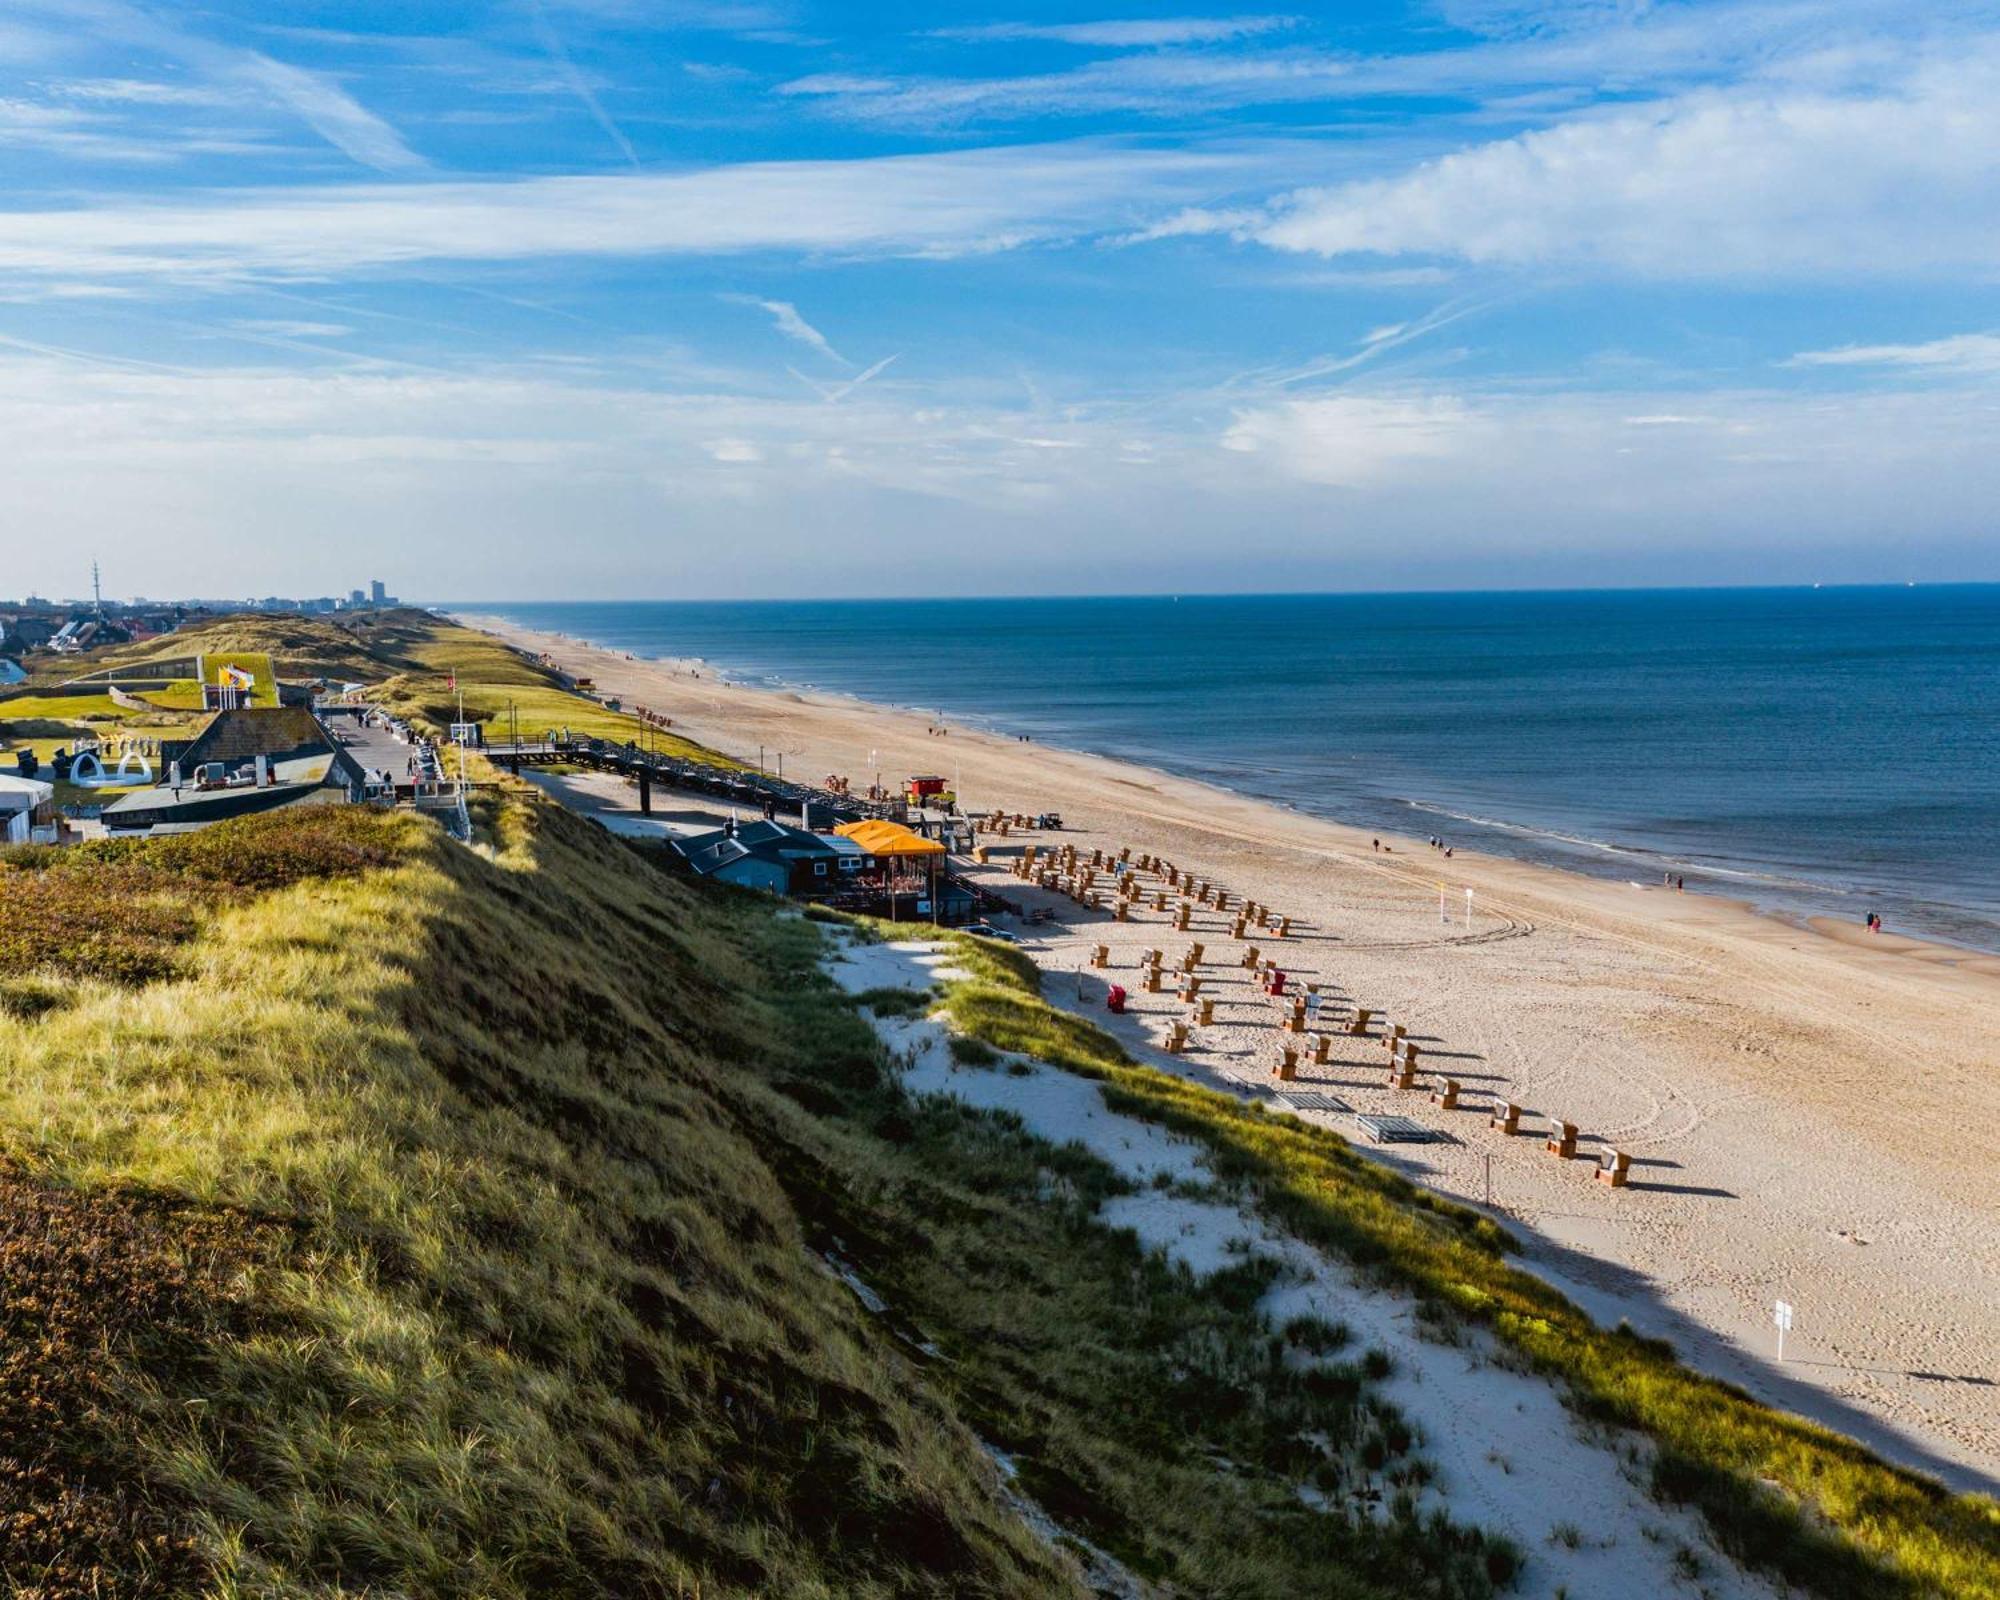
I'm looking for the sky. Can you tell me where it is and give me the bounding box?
[1,0,1997,602]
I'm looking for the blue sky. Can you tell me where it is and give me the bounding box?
[1,0,1997,600]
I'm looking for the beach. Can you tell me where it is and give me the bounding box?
[461,612,2000,1496]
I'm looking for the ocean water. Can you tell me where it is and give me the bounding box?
[474,589,2000,953]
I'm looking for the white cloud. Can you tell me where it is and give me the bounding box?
[3,350,1998,597]
[1221,393,1481,484]
[14,0,422,171]
[1254,44,2000,277]
[231,319,352,338]
[726,295,847,364]
[1789,332,2000,372]
[0,142,1267,278]
[931,17,1298,48]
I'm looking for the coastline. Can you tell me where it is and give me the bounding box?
[457,610,2000,1495]
[457,611,2000,979]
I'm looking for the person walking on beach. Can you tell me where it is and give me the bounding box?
[1676,875,1685,892]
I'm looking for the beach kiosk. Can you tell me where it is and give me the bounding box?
[835,818,949,922]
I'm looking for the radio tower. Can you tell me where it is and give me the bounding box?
[92,559,104,621]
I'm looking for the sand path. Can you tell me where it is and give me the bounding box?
[461,614,2000,1496]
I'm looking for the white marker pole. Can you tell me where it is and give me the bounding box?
[1774,1299,1794,1362]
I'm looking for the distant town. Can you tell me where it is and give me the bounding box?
[0,573,402,670]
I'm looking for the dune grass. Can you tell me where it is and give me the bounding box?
[903,923,2000,1600]
[0,775,1541,1598]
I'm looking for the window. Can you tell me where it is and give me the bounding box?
[814,860,828,876]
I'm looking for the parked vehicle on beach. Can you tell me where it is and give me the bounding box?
[962,922,1020,944]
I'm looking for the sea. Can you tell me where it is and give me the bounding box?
[470,588,2000,954]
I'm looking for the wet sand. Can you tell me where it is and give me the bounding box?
[461,613,2000,1496]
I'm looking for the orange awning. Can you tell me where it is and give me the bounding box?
[834,818,947,857]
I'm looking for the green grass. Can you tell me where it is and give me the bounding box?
[0,778,1537,1598]
[874,920,2000,1600]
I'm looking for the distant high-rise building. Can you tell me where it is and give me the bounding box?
[349,589,366,607]
[370,579,386,605]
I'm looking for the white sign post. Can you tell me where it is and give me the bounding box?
[1774,1299,1794,1362]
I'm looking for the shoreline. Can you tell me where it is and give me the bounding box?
[458,610,2000,1495]
[458,612,2000,978]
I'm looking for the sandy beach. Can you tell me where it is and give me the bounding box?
[461,612,2000,1497]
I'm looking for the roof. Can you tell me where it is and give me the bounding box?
[674,832,756,877]
[833,818,947,857]
[0,773,53,806]
[180,706,335,768]
[673,819,844,875]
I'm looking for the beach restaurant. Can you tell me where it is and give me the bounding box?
[832,818,967,922]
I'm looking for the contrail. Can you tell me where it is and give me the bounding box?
[530,0,640,168]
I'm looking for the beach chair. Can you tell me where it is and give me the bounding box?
[1187,942,1205,965]
[1179,975,1204,1000]
[1115,902,1130,922]
[1276,1046,1299,1081]
[1284,998,1307,1034]
[1275,915,1291,938]
[1090,944,1109,969]
[1430,1077,1460,1110]
[1164,1020,1189,1055]
[1346,1007,1373,1036]
[1491,1099,1521,1135]
[1144,968,1163,993]
[1197,997,1215,1026]
[1546,1120,1578,1160]
[1154,892,1168,912]
[1388,1056,1415,1090]
[1174,904,1192,931]
[1382,1022,1407,1050]
[1241,944,1261,968]
[1214,890,1230,912]
[1312,1033,1332,1064]
[1595,1149,1632,1188]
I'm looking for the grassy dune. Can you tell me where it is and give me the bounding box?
[0,781,1535,1598]
[922,929,2000,1600]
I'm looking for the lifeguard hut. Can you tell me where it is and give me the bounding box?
[905,774,949,805]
